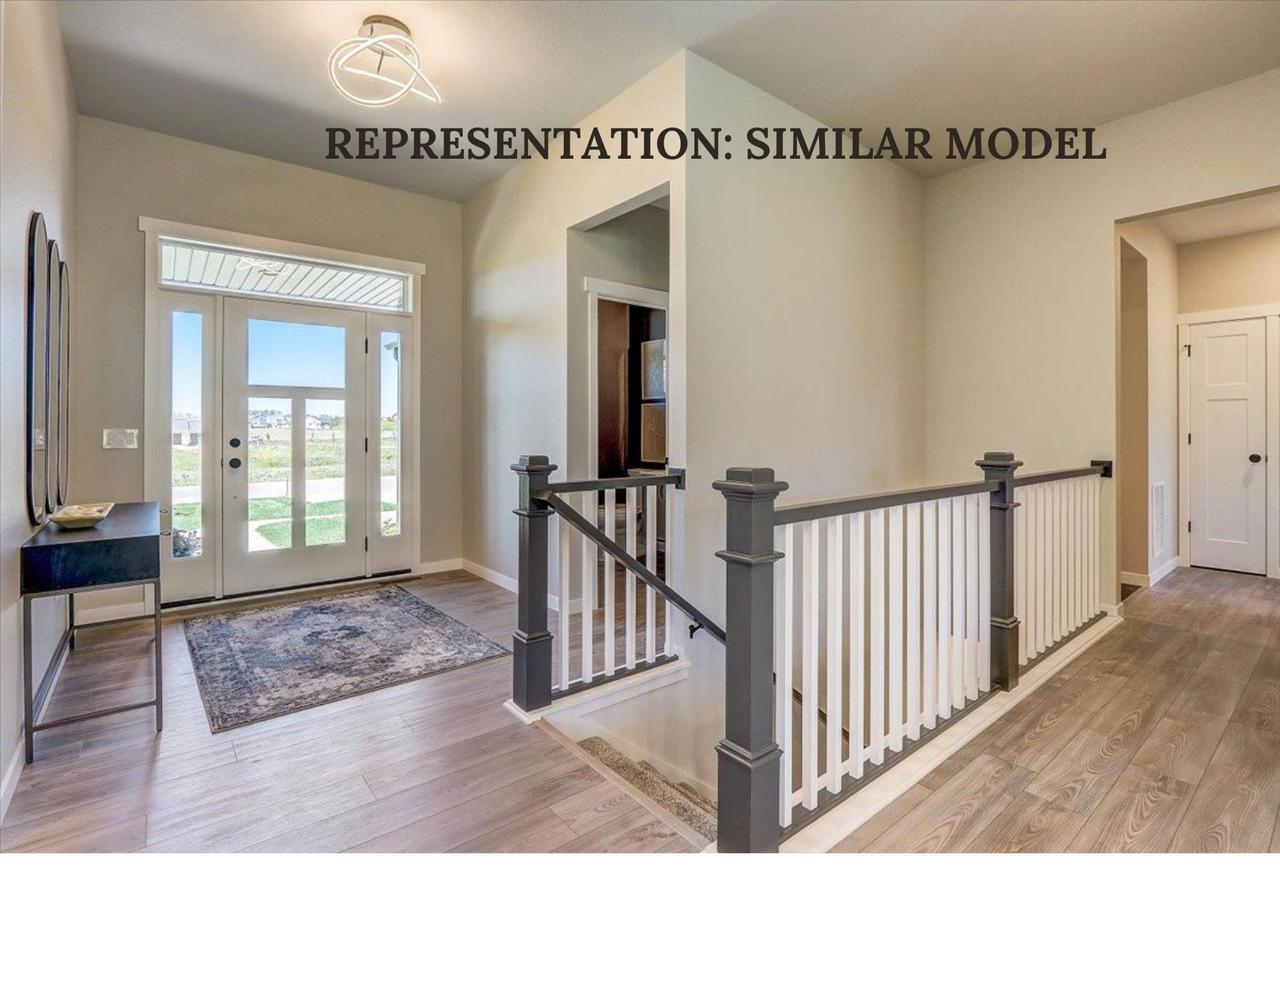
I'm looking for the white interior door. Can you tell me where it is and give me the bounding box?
[1189,317,1267,574]
[222,298,368,595]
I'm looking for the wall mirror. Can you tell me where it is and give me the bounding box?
[46,239,62,515]
[26,213,50,525]
[57,260,71,505]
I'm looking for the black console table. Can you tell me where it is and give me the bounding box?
[20,501,163,763]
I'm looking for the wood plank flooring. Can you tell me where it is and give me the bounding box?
[1,571,697,853]
[832,567,1280,852]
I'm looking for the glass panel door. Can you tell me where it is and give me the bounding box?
[222,298,367,595]
[366,313,415,575]
[158,291,218,603]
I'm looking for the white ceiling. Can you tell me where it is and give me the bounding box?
[1146,191,1280,245]
[695,0,1280,178]
[57,0,1280,201]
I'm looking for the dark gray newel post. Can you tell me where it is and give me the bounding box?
[713,467,789,853]
[976,451,1023,691]
[511,455,557,712]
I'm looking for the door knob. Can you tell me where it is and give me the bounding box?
[1249,454,1262,463]
[228,457,242,469]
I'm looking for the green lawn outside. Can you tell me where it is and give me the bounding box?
[257,516,347,549]
[172,499,393,531]
[171,421,399,486]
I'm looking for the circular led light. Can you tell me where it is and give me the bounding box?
[329,16,442,107]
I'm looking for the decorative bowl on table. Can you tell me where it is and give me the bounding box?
[49,502,114,529]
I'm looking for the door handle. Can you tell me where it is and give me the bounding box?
[1249,454,1262,464]
[228,457,243,469]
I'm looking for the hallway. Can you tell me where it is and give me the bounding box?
[832,567,1280,852]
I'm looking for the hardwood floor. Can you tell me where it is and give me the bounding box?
[832,567,1280,853]
[1,571,698,853]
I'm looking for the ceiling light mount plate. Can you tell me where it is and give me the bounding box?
[329,13,442,108]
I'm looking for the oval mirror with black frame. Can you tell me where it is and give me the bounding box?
[57,260,71,507]
[45,239,62,517]
[25,213,49,526]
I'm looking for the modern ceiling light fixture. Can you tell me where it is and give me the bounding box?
[328,14,442,108]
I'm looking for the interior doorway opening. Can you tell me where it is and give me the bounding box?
[1115,187,1280,586]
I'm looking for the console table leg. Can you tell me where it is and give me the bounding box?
[153,579,164,732]
[23,596,34,764]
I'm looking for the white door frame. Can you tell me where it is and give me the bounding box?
[1177,304,1280,578]
[583,277,670,479]
[141,216,424,602]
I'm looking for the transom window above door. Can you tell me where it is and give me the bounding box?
[158,236,410,313]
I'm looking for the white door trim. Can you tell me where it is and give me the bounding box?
[1177,307,1280,578]
[583,277,670,479]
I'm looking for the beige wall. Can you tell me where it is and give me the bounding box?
[0,0,77,806]
[923,69,1280,604]
[1178,227,1280,313]
[1116,220,1180,581]
[1118,250,1149,577]
[577,54,927,789]
[565,204,670,478]
[73,117,465,578]
[461,54,687,587]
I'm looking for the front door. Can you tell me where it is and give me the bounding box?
[222,298,368,595]
[1189,317,1267,574]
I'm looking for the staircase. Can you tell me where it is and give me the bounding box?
[578,736,717,843]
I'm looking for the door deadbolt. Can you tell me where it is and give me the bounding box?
[1249,453,1262,464]
[228,457,243,469]
[229,437,242,448]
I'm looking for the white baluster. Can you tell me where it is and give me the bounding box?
[645,485,657,662]
[847,513,866,778]
[1092,476,1101,616]
[558,514,571,690]
[1037,483,1048,655]
[869,508,886,763]
[1016,481,1027,666]
[922,501,938,731]
[906,502,921,741]
[950,497,964,711]
[801,520,820,809]
[625,488,637,669]
[978,491,991,692]
[581,491,594,683]
[664,481,675,652]
[776,525,793,828]
[965,493,980,700]
[603,488,615,676]
[888,505,905,752]
[825,516,843,795]
[1057,480,1066,641]
[937,498,952,720]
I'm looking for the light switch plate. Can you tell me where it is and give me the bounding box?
[102,428,139,450]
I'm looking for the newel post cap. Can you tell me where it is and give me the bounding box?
[511,454,558,474]
[712,467,790,499]
[976,451,1023,471]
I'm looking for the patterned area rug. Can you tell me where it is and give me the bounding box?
[184,585,508,732]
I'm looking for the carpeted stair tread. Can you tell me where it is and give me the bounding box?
[638,762,718,815]
[579,737,717,841]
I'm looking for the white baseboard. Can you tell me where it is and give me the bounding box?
[460,559,580,612]
[502,657,690,725]
[772,614,1123,853]
[416,558,465,575]
[1149,556,1180,586]
[1119,571,1149,588]
[461,559,516,594]
[74,600,150,625]
[0,742,25,824]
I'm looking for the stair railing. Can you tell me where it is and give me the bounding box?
[713,452,1113,851]
[510,455,722,714]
